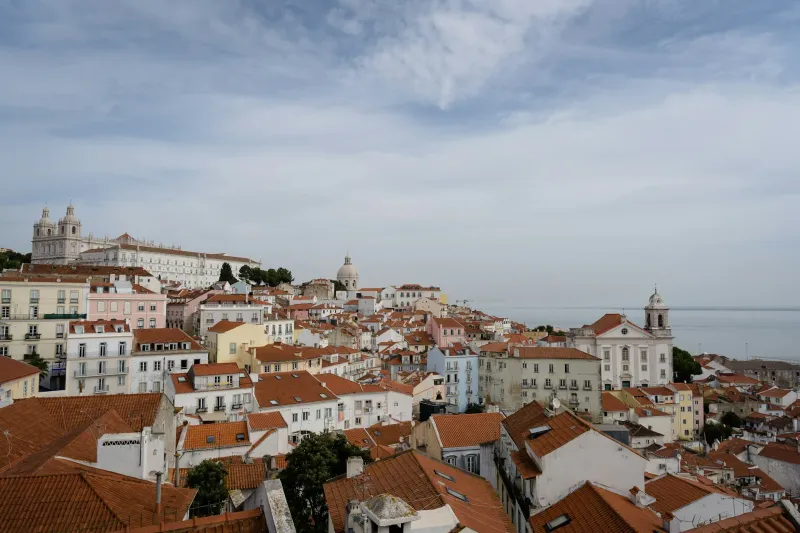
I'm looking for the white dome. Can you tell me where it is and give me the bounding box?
[337,255,358,281]
[647,290,667,309]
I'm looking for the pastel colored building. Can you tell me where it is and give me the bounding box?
[0,356,40,406]
[427,316,466,347]
[166,288,221,333]
[86,280,167,329]
[205,320,268,368]
[426,346,479,413]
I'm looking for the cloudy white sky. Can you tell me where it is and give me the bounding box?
[2,0,799,309]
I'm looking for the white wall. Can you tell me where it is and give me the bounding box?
[533,430,645,507]
[129,351,208,393]
[752,455,800,495]
[65,330,133,395]
[673,493,754,532]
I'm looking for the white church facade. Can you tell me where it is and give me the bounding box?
[31,205,259,289]
[568,290,674,390]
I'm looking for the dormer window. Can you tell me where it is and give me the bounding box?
[141,344,150,352]
[74,326,84,334]
[155,343,164,351]
[95,326,104,333]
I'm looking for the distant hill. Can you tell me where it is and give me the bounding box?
[0,248,31,271]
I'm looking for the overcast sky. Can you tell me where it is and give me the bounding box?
[2,1,799,309]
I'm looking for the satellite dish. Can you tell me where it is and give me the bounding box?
[551,397,561,410]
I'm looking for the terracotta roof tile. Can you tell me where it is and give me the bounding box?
[26,393,164,432]
[515,347,599,360]
[529,482,663,533]
[502,401,550,449]
[685,506,794,533]
[106,508,268,533]
[225,463,266,490]
[758,442,800,465]
[190,362,241,376]
[645,474,717,514]
[183,421,250,451]
[253,371,338,407]
[0,463,195,533]
[510,450,541,479]
[133,328,204,351]
[207,320,246,333]
[367,422,412,447]
[526,411,591,457]
[602,392,629,412]
[431,413,504,448]
[0,357,39,384]
[323,450,514,533]
[246,412,287,431]
[69,319,130,334]
[707,452,757,478]
[343,428,375,449]
[479,342,509,353]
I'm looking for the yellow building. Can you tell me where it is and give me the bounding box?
[0,276,89,389]
[0,356,40,404]
[205,320,268,368]
[640,386,694,441]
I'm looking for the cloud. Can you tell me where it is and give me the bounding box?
[1,0,799,317]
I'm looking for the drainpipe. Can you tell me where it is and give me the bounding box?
[155,471,163,518]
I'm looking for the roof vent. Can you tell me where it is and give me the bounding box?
[236,433,246,441]
[269,400,279,405]
[206,436,215,444]
[529,425,552,439]
[293,396,302,402]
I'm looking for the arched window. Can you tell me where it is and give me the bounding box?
[72,226,76,235]
[36,228,40,236]
[658,314,664,328]
[645,314,651,328]
[621,347,629,361]
[47,228,51,235]
[61,226,65,234]
[445,456,457,465]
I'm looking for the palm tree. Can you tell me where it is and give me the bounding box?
[23,350,49,378]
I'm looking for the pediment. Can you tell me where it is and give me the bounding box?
[598,322,653,340]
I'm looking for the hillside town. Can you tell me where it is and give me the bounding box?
[1,205,799,533]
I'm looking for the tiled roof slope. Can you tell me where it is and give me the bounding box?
[645,474,717,514]
[247,412,288,430]
[684,507,794,533]
[502,401,549,449]
[515,347,599,360]
[107,508,268,533]
[183,422,249,450]
[529,482,663,533]
[757,442,800,465]
[367,421,412,447]
[602,392,630,412]
[0,357,40,384]
[324,450,514,533]
[32,393,164,431]
[527,411,590,457]
[431,412,504,448]
[0,464,196,533]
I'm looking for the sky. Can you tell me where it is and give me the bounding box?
[2,0,800,310]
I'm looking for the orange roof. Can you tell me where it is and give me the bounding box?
[685,506,793,533]
[645,474,717,514]
[526,411,590,457]
[0,463,195,533]
[69,319,130,334]
[529,481,662,533]
[343,428,374,449]
[207,320,246,333]
[17,394,163,432]
[133,328,203,351]
[247,412,287,430]
[515,347,599,360]
[431,317,465,328]
[510,450,541,479]
[319,373,385,396]
[431,413,505,448]
[758,387,794,398]
[757,442,800,465]
[715,438,757,456]
[107,508,268,533]
[253,371,338,407]
[183,421,250,450]
[502,401,550,449]
[251,344,323,364]
[717,373,760,385]
[708,452,757,478]
[367,422,412,447]
[585,313,624,335]
[634,407,670,417]
[752,468,784,493]
[190,362,241,376]
[225,463,267,490]
[323,450,514,533]
[0,357,39,384]
[602,392,629,412]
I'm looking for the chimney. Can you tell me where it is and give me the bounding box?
[661,512,680,533]
[628,486,656,508]
[155,471,163,518]
[347,456,364,478]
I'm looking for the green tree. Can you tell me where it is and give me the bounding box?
[276,267,294,284]
[0,249,31,272]
[278,433,372,533]
[238,265,253,281]
[673,346,702,383]
[465,403,485,414]
[23,351,49,379]
[332,280,347,293]
[186,460,228,517]
[720,411,742,428]
[218,262,237,284]
[702,423,733,445]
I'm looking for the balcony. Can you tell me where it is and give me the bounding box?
[43,313,87,320]
[196,407,208,413]
[56,333,64,338]
[94,385,110,394]
[569,383,579,390]
[0,334,11,341]
[543,383,553,389]
[214,405,226,412]
[1,298,10,304]
[494,453,531,516]
[231,403,242,410]
[583,384,593,391]
[30,298,39,304]
[74,367,126,377]
[25,333,41,340]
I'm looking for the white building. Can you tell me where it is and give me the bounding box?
[198,294,269,337]
[388,284,443,310]
[31,205,260,288]
[264,310,294,345]
[568,289,674,389]
[65,319,133,396]
[336,254,359,296]
[166,362,255,423]
[130,328,209,393]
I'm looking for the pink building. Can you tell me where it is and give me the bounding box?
[287,303,312,321]
[426,316,466,347]
[86,281,167,330]
[166,288,222,333]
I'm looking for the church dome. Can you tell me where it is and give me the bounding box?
[337,255,358,280]
[62,203,79,223]
[38,207,53,226]
[647,289,667,309]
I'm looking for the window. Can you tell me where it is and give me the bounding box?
[110,301,118,312]
[197,397,206,410]
[584,380,591,389]
[549,364,554,373]
[642,365,647,371]
[78,343,86,357]
[603,349,610,361]
[316,409,321,420]
[640,349,648,362]
[138,303,145,312]
[302,411,310,421]
[274,364,280,372]
[466,454,479,474]
[98,342,107,357]
[118,360,126,372]
[325,408,332,418]
[559,379,567,388]
[226,375,233,385]
[244,393,251,404]
[97,301,106,312]
[1,289,12,303]
[150,304,157,312]
[623,365,629,372]
[139,361,147,372]
[149,318,156,328]
[660,369,666,378]
[138,382,147,393]
[154,361,161,371]
[124,302,131,315]
[137,318,144,328]
[622,347,629,361]
[152,381,161,393]
[292,361,298,370]
[181,359,188,369]
[660,353,666,363]
[214,375,221,385]
[118,342,126,356]
[571,379,578,388]
[545,378,552,388]
[229,343,236,355]
[292,413,298,423]
[118,376,126,386]
[564,364,570,373]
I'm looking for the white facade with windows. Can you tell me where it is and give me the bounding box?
[65,320,133,396]
[198,301,266,337]
[426,347,480,413]
[568,290,674,390]
[264,313,294,345]
[165,364,255,422]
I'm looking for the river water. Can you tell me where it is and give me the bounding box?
[481,306,800,361]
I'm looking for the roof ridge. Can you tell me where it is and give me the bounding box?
[79,471,128,527]
[586,482,655,533]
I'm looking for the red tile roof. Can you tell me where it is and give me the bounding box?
[323,450,514,533]
[431,413,505,448]
[602,392,629,412]
[645,474,718,514]
[515,347,599,360]
[529,481,663,533]
[133,328,204,351]
[367,422,412,447]
[510,450,541,479]
[253,371,338,407]
[0,463,195,533]
[107,508,268,533]
[183,421,250,451]
[207,320,246,333]
[502,401,550,449]
[685,506,794,533]
[0,357,39,384]
[757,442,800,465]
[246,412,287,431]
[190,362,241,376]
[526,411,591,457]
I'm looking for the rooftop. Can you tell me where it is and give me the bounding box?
[431,413,505,448]
[253,371,338,407]
[645,474,718,514]
[515,347,599,360]
[0,356,40,385]
[182,421,250,451]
